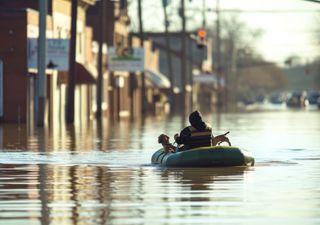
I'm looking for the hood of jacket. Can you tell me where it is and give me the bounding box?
[189,111,206,130]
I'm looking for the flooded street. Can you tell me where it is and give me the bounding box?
[0,110,320,225]
[1,0,320,224]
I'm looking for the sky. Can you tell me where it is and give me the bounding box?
[129,0,320,65]
[216,0,320,64]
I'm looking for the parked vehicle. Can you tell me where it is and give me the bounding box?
[286,91,308,108]
[308,91,320,105]
[269,93,286,104]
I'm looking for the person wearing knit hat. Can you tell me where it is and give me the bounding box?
[174,110,212,151]
[174,110,231,151]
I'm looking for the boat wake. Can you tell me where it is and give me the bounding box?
[257,160,299,166]
[0,150,149,167]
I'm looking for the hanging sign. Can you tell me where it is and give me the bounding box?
[108,47,144,72]
[28,38,70,71]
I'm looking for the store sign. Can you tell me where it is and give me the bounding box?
[108,47,144,72]
[28,38,70,71]
[193,73,218,84]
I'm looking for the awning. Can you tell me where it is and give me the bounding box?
[29,62,96,85]
[144,69,171,89]
[75,62,96,84]
[28,71,53,76]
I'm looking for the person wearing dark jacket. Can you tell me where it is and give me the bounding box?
[174,111,212,150]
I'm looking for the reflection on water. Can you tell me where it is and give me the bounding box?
[0,164,252,225]
[0,111,320,224]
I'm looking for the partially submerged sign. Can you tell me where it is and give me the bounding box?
[28,38,70,71]
[108,47,144,72]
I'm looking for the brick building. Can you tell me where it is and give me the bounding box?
[0,0,96,124]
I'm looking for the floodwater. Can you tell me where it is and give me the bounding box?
[0,109,320,225]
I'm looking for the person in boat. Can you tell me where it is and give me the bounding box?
[174,110,231,151]
[174,110,212,150]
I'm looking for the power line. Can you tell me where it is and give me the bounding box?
[208,9,320,13]
[161,6,320,13]
[300,0,320,4]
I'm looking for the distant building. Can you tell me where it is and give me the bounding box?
[132,32,206,90]
[284,65,316,92]
[131,37,171,114]
[130,32,210,111]
[87,1,170,117]
[87,0,142,118]
[0,0,96,123]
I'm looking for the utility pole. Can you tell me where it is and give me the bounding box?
[202,0,206,28]
[137,0,146,115]
[66,0,78,123]
[215,0,222,108]
[180,0,187,111]
[96,0,105,120]
[230,40,237,108]
[162,0,174,109]
[36,0,47,126]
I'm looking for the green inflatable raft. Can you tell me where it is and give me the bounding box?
[151,146,255,167]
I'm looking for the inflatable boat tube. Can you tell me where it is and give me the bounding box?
[151,146,254,167]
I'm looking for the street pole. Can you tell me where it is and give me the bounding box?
[215,0,222,108]
[180,0,187,112]
[138,0,146,115]
[202,0,206,28]
[96,0,105,120]
[162,0,175,110]
[67,0,78,123]
[188,38,194,109]
[66,0,78,123]
[36,0,47,126]
[230,41,237,108]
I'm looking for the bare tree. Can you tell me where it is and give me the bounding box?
[312,13,320,88]
[208,15,288,103]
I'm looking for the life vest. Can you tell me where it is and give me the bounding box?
[186,125,212,149]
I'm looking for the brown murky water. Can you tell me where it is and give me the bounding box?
[0,110,320,225]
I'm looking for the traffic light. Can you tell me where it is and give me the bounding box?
[197,28,206,48]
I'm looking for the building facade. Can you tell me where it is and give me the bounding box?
[0,0,96,124]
